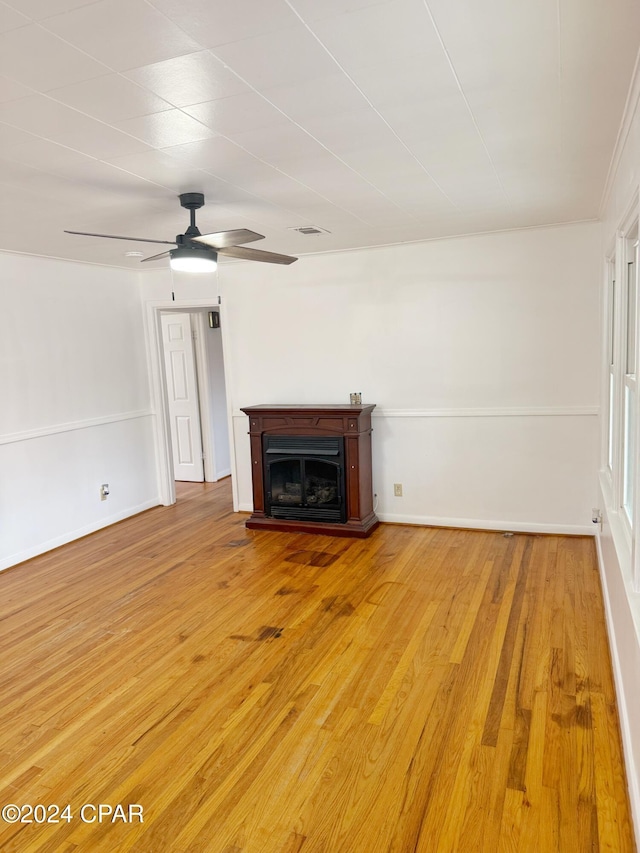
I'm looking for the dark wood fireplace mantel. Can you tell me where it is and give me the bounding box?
[241,404,379,538]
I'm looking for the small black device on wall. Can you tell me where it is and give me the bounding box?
[208,311,220,328]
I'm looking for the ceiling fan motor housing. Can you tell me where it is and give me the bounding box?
[179,192,205,210]
[172,243,217,261]
[176,231,201,244]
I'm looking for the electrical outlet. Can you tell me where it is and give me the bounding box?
[100,483,109,501]
[394,483,403,497]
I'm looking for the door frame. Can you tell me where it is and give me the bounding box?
[192,310,231,483]
[144,297,238,510]
[192,311,215,483]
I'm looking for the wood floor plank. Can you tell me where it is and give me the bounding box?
[0,481,635,852]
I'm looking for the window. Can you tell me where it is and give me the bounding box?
[604,209,639,590]
[622,236,638,527]
[607,261,616,473]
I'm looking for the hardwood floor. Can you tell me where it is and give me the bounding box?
[0,481,635,852]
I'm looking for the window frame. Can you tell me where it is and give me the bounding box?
[621,239,638,529]
[605,256,616,480]
[602,199,640,592]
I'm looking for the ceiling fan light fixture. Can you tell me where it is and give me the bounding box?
[169,245,218,273]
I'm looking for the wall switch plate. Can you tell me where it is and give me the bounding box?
[100,483,109,501]
[394,483,403,497]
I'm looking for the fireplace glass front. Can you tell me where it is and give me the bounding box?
[264,435,346,524]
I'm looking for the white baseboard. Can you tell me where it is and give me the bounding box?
[211,468,231,481]
[235,506,591,536]
[0,499,160,573]
[376,512,593,536]
[594,532,640,845]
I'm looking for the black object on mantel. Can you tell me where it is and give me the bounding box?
[241,404,379,538]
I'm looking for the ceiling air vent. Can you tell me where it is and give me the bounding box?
[288,225,331,236]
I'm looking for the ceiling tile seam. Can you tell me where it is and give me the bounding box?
[82,155,209,200]
[36,7,209,80]
[0,147,175,219]
[19,87,415,238]
[47,71,177,119]
[0,15,35,32]
[0,72,36,99]
[282,0,460,212]
[1,80,225,164]
[34,18,116,77]
[174,58,423,230]
[0,97,221,205]
[185,71,437,228]
[0,91,165,156]
[420,0,513,211]
[184,133,377,229]
[150,92,375,225]
[1,79,364,234]
[102,134,363,234]
[4,1,104,26]
[175,158,361,230]
[0,6,50,28]
[0,18,114,99]
[97,125,368,235]
[0,5,32,26]
[0,123,240,226]
[197,164,366,229]
[101,154,282,218]
[25,3,450,227]
[0,114,111,163]
[25,12,206,125]
[70,0,429,230]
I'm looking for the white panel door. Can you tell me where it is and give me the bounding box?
[161,313,204,482]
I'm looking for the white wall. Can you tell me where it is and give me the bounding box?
[0,252,158,571]
[597,59,640,839]
[220,221,600,534]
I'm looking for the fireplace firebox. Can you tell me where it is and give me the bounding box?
[241,404,379,537]
[264,435,346,524]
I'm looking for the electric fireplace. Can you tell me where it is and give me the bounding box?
[241,404,379,537]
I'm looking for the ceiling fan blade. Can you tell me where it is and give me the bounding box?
[191,229,265,249]
[140,250,171,263]
[217,245,297,265]
[64,230,176,246]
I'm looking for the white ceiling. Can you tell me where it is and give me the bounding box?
[0,0,638,269]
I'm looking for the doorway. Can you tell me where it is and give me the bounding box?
[160,309,231,485]
[146,298,237,511]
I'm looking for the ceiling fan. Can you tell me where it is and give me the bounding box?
[64,192,297,272]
